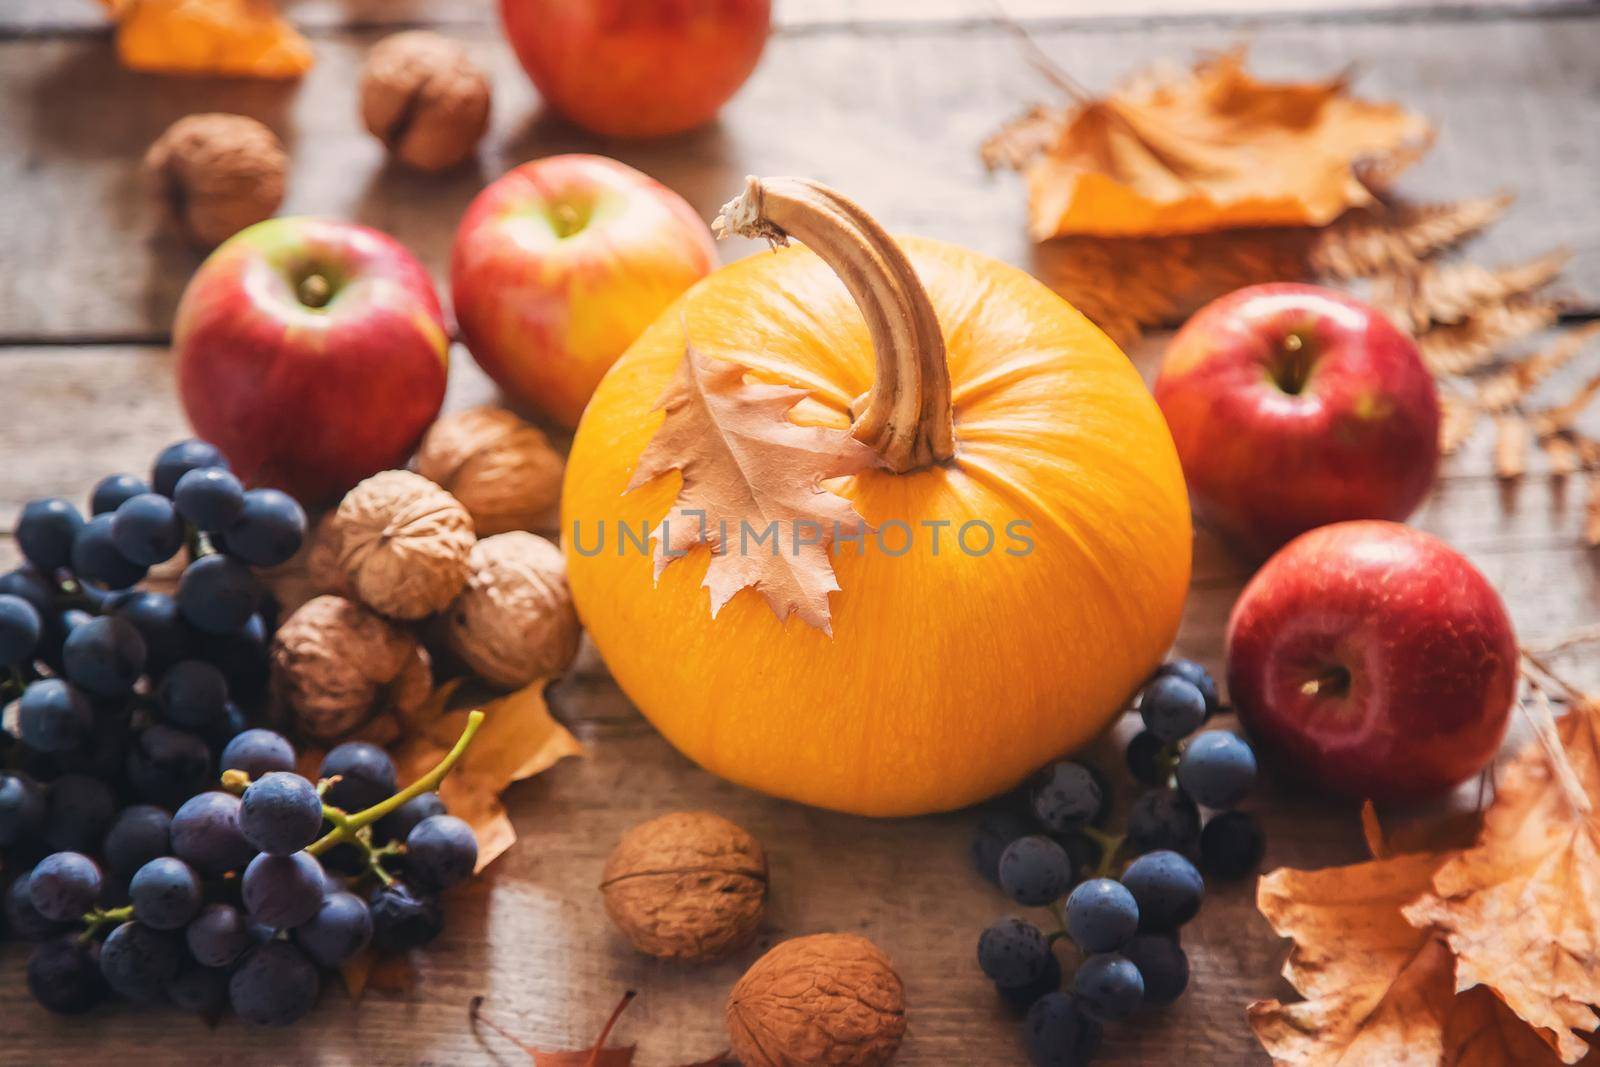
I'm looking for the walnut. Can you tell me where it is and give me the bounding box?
[305,511,352,598]
[333,470,475,620]
[144,113,287,247]
[269,595,433,742]
[443,533,579,688]
[726,934,907,1067]
[359,31,491,173]
[415,407,565,537]
[601,812,767,962]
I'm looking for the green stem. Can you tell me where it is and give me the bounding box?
[79,905,133,944]
[1080,825,1125,879]
[306,710,484,858]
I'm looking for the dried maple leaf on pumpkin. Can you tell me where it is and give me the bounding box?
[98,0,312,79]
[989,49,1431,239]
[1403,699,1600,1063]
[625,338,876,634]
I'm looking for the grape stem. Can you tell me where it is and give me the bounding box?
[306,710,485,858]
[79,904,134,943]
[1080,825,1125,879]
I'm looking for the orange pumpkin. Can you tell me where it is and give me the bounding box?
[562,178,1190,816]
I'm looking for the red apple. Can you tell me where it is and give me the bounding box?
[1154,283,1441,556]
[174,217,449,504]
[1226,520,1517,801]
[499,0,771,139]
[451,153,717,428]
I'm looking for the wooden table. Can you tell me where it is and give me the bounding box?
[2,0,1598,1062]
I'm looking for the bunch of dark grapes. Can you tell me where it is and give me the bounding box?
[970,659,1267,1066]
[0,439,481,1026]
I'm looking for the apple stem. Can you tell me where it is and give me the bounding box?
[298,273,333,309]
[1299,668,1350,698]
[551,203,581,239]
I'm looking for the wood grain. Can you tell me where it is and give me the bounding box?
[2,13,1598,341]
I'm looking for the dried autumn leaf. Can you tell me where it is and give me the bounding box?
[468,992,730,1066]
[1586,472,1600,546]
[1494,415,1529,480]
[1477,322,1600,414]
[391,680,583,870]
[625,338,876,634]
[1418,296,1562,377]
[1542,434,1580,477]
[1309,194,1513,280]
[1439,395,1481,456]
[1402,699,1600,1063]
[340,950,417,1002]
[1013,49,1430,239]
[1533,369,1600,440]
[101,0,313,79]
[1370,250,1570,334]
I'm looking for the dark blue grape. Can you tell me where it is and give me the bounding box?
[999,953,1062,1011]
[1030,761,1107,834]
[970,808,1036,885]
[1138,676,1207,743]
[129,857,202,930]
[18,679,94,753]
[91,473,150,516]
[27,936,106,1014]
[1177,731,1258,809]
[177,553,261,635]
[294,890,373,968]
[1064,878,1139,954]
[318,833,369,878]
[156,659,230,729]
[0,566,54,615]
[374,791,444,844]
[225,489,307,568]
[1126,788,1201,856]
[0,773,47,846]
[171,791,255,877]
[152,440,229,498]
[998,835,1073,907]
[35,607,92,674]
[1121,934,1189,1005]
[198,613,269,695]
[240,772,324,856]
[174,467,245,533]
[221,728,297,779]
[368,881,443,952]
[7,872,70,940]
[28,851,103,922]
[42,774,116,853]
[110,493,185,566]
[126,724,213,809]
[0,594,42,665]
[1126,730,1172,787]
[99,920,183,1003]
[229,941,320,1026]
[1121,850,1204,932]
[101,804,172,880]
[61,615,147,698]
[1023,992,1102,1067]
[977,917,1052,988]
[168,960,229,1015]
[242,851,325,929]
[320,742,397,812]
[17,498,86,574]
[1200,811,1266,881]
[71,514,147,590]
[1155,659,1220,719]
[1073,952,1144,1022]
[404,814,477,892]
[109,590,191,674]
[186,902,254,968]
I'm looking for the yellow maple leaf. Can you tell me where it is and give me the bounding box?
[101,0,313,79]
[1403,700,1600,1063]
[1012,50,1430,239]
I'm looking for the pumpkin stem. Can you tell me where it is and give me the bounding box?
[713,176,955,473]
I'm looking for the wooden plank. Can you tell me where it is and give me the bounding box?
[1,12,1598,341]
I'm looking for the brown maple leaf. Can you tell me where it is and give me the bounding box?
[625,338,876,634]
[1403,699,1600,1063]
[1003,48,1430,240]
[469,993,732,1067]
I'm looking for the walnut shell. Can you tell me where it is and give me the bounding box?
[415,407,565,537]
[359,31,491,173]
[601,812,767,962]
[306,511,353,598]
[144,113,287,247]
[333,470,475,620]
[443,533,579,688]
[269,595,432,741]
[726,934,906,1067]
